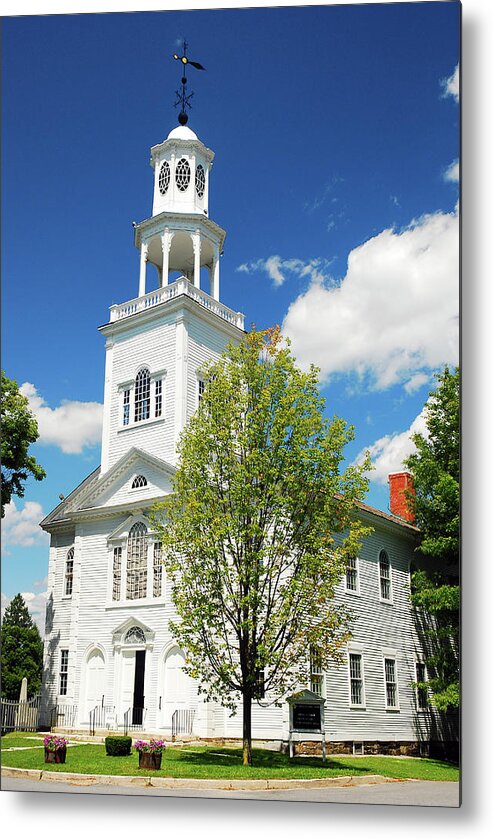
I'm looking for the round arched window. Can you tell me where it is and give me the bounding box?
[158,161,170,195]
[195,164,205,198]
[175,158,191,191]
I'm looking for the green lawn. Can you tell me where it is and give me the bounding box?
[0,734,459,782]
[1,733,46,750]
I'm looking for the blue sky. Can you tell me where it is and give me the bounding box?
[2,2,460,625]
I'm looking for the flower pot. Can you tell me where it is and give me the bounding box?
[44,746,67,764]
[138,751,162,770]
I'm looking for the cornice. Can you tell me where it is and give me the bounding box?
[150,138,214,167]
[133,212,226,249]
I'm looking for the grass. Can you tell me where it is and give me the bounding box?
[0,734,459,782]
[1,733,46,750]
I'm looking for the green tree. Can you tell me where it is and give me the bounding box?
[1,593,44,700]
[152,327,371,765]
[405,366,460,711]
[1,371,46,517]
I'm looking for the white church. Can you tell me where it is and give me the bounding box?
[39,102,441,756]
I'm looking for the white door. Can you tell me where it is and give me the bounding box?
[162,648,194,729]
[84,649,105,719]
[120,650,135,720]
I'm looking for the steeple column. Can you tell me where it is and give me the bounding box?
[139,242,148,297]
[210,244,220,301]
[161,228,173,287]
[192,230,201,289]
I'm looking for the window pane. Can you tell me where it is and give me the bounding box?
[379,551,391,599]
[112,547,122,601]
[346,556,358,591]
[123,389,130,426]
[416,662,428,709]
[385,658,397,707]
[310,647,323,696]
[60,650,69,695]
[126,523,147,599]
[155,379,162,418]
[153,542,163,597]
[349,654,363,705]
[65,548,74,596]
[134,369,150,422]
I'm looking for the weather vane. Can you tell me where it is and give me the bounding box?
[172,40,205,125]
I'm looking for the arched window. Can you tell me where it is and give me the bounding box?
[158,161,170,195]
[126,522,148,600]
[195,164,205,198]
[131,475,147,489]
[124,626,146,645]
[379,550,392,601]
[134,368,150,422]
[175,158,190,191]
[65,547,74,596]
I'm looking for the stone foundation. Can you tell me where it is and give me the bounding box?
[286,740,426,757]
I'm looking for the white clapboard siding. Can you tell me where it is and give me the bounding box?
[107,317,176,469]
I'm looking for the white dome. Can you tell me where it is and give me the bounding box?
[166,125,198,141]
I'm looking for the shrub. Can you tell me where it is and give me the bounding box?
[105,736,132,756]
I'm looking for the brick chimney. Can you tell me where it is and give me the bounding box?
[388,472,415,523]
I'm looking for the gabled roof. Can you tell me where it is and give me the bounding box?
[40,448,176,530]
[40,466,101,529]
[354,498,420,535]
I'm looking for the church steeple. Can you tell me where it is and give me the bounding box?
[132,123,225,302]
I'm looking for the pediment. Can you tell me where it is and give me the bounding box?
[112,616,155,649]
[107,513,152,543]
[65,448,175,514]
[286,689,326,705]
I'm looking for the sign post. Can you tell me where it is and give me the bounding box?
[287,689,326,762]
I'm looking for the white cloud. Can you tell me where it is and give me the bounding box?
[1,590,47,635]
[2,500,49,550]
[20,382,103,454]
[404,372,430,395]
[444,159,459,183]
[237,256,333,288]
[442,64,459,102]
[355,408,429,485]
[282,206,459,390]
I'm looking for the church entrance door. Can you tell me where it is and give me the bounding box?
[84,649,105,721]
[161,647,194,731]
[120,649,146,724]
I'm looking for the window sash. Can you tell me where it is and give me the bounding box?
[134,370,150,422]
[346,556,358,591]
[384,658,398,707]
[59,650,69,695]
[64,550,74,596]
[112,547,122,601]
[379,552,391,599]
[123,389,130,426]
[153,542,163,598]
[349,653,363,705]
[155,379,162,418]
[416,662,428,710]
[254,669,265,699]
[310,647,323,696]
[126,524,148,600]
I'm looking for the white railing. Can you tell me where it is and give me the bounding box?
[109,277,245,330]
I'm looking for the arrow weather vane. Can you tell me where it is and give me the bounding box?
[173,39,205,125]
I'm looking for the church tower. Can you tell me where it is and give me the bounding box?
[99,120,245,475]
